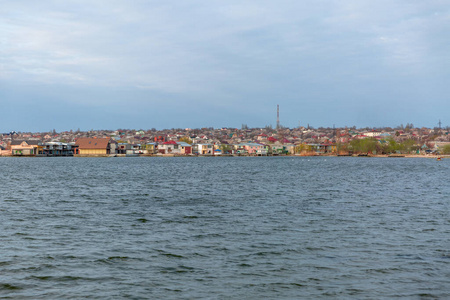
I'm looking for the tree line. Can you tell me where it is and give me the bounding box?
[339,138,450,155]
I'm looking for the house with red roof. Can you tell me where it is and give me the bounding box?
[158,140,177,154]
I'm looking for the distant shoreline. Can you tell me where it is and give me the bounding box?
[1,154,448,158]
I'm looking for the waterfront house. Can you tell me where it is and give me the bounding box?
[177,142,192,155]
[10,140,43,156]
[75,138,112,155]
[42,142,74,156]
[142,143,156,154]
[132,144,142,154]
[270,141,289,155]
[237,143,268,155]
[299,143,335,154]
[193,144,213,155]
[305,143,322,154]
[158,140,177,154]
[234,144,246,155]
[115,142,141,155]
[117,143,132,154]
[157,141,192,155]
[284,144,296,155]
[319,142,336,154]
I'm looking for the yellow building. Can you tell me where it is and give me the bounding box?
[10,140,43,156]
[75,138,112,155]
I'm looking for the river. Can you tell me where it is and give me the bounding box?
[1,157,449,299]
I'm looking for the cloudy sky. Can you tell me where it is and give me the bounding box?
[1,1,449,131]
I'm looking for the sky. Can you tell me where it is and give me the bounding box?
[1,0,449,132]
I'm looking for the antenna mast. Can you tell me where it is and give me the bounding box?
[276,105,280,130]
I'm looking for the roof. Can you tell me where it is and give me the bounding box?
[76,138,111,149]
[44,142,67,145]
[238,142,264,146]
[163,140,177,145]
[10,139,42,146]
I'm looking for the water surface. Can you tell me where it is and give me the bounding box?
[1,157,449,299]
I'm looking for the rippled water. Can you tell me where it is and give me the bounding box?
[1,157,449,299]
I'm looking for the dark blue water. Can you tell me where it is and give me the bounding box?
[1,157,449,299]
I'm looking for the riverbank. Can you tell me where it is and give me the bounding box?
[1,153,448,158]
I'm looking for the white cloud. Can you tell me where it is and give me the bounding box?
[1,1,449,102]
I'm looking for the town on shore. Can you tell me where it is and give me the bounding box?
[1,125,449,157]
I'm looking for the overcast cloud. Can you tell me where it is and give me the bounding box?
[1,0,449,131]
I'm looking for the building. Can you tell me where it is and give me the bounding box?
[142,143,156,155]
[75,138,113,155]
[177,142,192,155]
[158,140,177,154]
[10,140,43,156]
[158,141,192,155]
[42,142,75,156]
[117,143,132,154]
[237,143,268,155]
[193,144,213,155]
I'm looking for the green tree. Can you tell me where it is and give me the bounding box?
[386,138,400,153]
[220,144,232,153]
[441,144,450,154]
[401,139,417,153]
[350,138,377,154]
[179,136,193,144]
[337,142,349,154]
